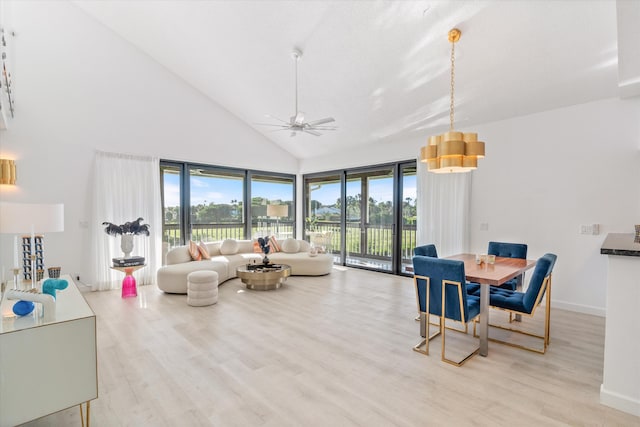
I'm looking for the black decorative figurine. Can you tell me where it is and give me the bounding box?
[257,237,271,265]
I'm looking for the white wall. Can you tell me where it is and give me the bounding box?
[301,97,640,315]
[0,1,298,284]
[470,98,640,315]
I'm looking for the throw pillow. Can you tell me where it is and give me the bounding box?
[281,238,300,254]
[268,236,281,252]
[188,240,202,261]
[220,239,239,255]
[198,240,211,260]
[252,240,263,253]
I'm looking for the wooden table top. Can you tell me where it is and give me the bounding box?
[445,253,536,286]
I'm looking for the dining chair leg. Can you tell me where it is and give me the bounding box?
[545,278,552,346]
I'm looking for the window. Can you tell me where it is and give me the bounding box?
[160,161,295,252]
[190,166,245,241]
[251,174,294,239]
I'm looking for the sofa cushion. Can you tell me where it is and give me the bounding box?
[188,240,202,261]
[166,246,193,265]
[281,238,300,253]
[269,252,333,275]
[205,241,221,256]
[220,239,239,255]
[236,240,254,254]
[298,239,311,252]
[198,241,211,260]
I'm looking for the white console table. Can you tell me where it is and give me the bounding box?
[0,275,97,426]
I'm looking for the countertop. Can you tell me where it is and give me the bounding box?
[600,233,640,257]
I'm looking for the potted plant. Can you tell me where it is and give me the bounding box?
[102,217,150,258]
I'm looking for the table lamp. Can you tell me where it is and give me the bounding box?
[0,202,65,289]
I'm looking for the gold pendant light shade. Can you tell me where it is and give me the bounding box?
[421,28,486,174]
[421,132,485,173]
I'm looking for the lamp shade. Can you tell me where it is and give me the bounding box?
[0,202,65,234]
[0,159,16,185]
[266,204,288,218]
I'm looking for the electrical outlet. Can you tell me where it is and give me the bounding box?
[580,224,600,235]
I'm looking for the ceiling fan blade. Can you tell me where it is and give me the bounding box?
[304,129,322,136]
[255,123,290,127]
[264,114,290,124]
[306,117,335,127]
[308,125,337,130]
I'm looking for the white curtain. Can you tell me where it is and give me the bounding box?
[90,151,162,291]
[416,161,471,257]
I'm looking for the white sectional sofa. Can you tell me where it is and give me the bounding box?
[157,238,333,293]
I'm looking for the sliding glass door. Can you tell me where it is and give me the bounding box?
[399,164,417,274]
[345,167,395,271]
[305,174,342,261]
[303,160,416,274]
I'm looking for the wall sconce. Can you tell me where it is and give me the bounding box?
[0,159,16,185]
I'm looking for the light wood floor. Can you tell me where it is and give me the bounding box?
[24,267,639,426]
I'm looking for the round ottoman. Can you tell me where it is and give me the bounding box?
[187,270,218,307]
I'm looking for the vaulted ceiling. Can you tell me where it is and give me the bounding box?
[74,1,638,160]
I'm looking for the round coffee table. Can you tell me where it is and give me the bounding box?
[236,264,291,290]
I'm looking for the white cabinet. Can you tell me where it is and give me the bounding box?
[0,275,97,426]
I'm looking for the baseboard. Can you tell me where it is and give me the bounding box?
[600,384,640,416]
[551,299,605,317]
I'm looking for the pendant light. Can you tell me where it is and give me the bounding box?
[421,28,485,173]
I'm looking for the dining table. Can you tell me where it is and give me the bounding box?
[440,254,537,357]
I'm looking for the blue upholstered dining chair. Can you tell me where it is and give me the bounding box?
[412,244,439,321]
[412,256,481,366]
[479,253,557,354]
[488,241,528,290]
[414,244,438,258]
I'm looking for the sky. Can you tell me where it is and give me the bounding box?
[163,174,293,207]
[311,176,416,205]
[164,173,416,208]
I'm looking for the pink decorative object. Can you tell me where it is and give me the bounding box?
[121,274,137,298]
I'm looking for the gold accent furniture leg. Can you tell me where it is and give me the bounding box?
[80,401,90,427]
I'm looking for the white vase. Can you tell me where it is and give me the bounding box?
[120,234,134,258]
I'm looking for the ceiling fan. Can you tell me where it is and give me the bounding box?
[259,49,337,137]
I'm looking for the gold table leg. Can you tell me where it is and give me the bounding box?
[80,401,91,427]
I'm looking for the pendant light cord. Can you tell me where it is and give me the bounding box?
[449,40,455,131]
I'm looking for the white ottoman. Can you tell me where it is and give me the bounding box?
[187,270,218,307]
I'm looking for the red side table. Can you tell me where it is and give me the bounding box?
[111,265,146,298]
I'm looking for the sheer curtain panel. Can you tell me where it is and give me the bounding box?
[416,161,471,257]
[90,151,162,291]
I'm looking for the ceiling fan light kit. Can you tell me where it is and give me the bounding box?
[421,28,486,174]
[261,48,336,137]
